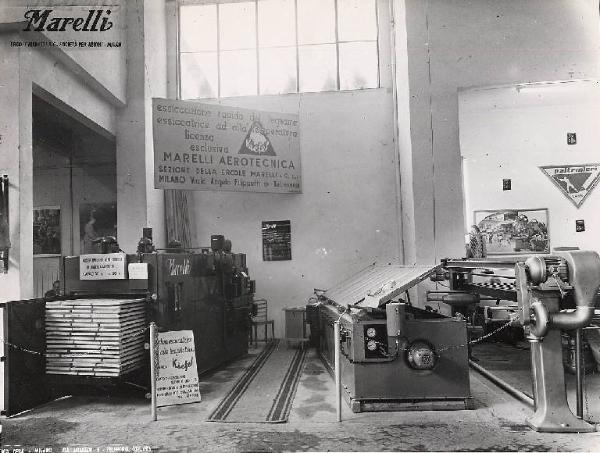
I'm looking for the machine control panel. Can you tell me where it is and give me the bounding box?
[363,324,388,358]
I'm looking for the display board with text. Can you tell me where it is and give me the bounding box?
[153,98,301,193]
[156,330,201,407]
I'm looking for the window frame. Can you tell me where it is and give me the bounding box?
[176,0,384,99]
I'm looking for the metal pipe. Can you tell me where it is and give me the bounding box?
[575,328,583,419]
[444,258,528,269]
[550,307,595,332]
[334,320,342,422]
[469,360,534,407]
[551,251,600,331]
[150,322,158,421]
[530,301,549,338]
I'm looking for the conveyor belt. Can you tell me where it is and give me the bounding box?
[464,282,517,302]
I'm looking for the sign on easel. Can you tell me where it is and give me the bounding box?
[156,330,201,407]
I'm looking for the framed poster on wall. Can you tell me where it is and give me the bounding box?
[33,206,61,256]
[474,208,549,255]
[262,220,291,261]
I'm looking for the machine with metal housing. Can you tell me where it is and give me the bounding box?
[61,233,255,379]
[313,264,473,413]
[441,250,600,432]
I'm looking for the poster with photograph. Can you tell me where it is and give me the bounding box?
[79,203,117,254]
[262,220,292,261]
[474,208,549,255]
[33,206,61,255]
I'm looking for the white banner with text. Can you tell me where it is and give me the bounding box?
[152,98,301,193]
[156,330,201,407]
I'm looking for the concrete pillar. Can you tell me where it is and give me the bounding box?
[116,0,166,252]
[392,0,439,269]
[0,36,33,301]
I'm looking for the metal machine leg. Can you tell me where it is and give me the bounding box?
[575,328,583,419]
[528,330,594,432]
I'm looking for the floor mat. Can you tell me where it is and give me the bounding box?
[207,340,307,423]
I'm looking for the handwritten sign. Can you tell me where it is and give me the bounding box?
[156,330,201,407]
[80,253,125,280]
[152,98,301,193]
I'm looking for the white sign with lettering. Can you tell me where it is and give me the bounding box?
[156,330,201,407]
[80,253,126,280]
[128,262,149,280]
[152,98,302,193]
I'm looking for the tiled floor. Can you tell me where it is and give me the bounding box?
[2,342,600,452]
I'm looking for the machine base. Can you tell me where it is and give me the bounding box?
[349,397,474,413]
[527,414,597,433]
[320,353,474,413]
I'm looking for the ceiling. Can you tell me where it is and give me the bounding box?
[32,95,116,168]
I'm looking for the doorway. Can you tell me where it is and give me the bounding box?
[32,94,117,297]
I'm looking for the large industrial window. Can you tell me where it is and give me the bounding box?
[179,0,379,99]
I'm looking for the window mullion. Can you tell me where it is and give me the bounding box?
[255,0,260,95]
[176,3,181,100]
[375,0,380,89]
[294,0,300,93]
[216,4,221,98]
[334,0,340,91]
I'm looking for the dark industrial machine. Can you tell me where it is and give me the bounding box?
[441,250,600,432]
[312,264,473,413]
[62,232,255,378]
[0,298,51,415]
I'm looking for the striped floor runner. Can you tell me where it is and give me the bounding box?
[208,340,307,423]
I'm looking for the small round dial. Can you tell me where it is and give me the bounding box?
[366,327,377,338]
[366,340,377,351]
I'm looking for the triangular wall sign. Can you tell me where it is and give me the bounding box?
[539,163,600,208]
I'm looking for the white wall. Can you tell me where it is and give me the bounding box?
[1,0,127,103]
[0,36,33,301]
[459,79,600,253]
[194,89,401,336]
[32,49,117,136]
[399,0,600,263]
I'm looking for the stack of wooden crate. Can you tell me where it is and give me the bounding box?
[45,298,147,377]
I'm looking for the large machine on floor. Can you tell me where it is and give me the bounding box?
[60,233,254,379]
[312,264,473,413]
[441,250,600,433]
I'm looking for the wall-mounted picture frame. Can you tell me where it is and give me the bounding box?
[33,206,61,256]
[262,220,292,261]
[473,208,549,255]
